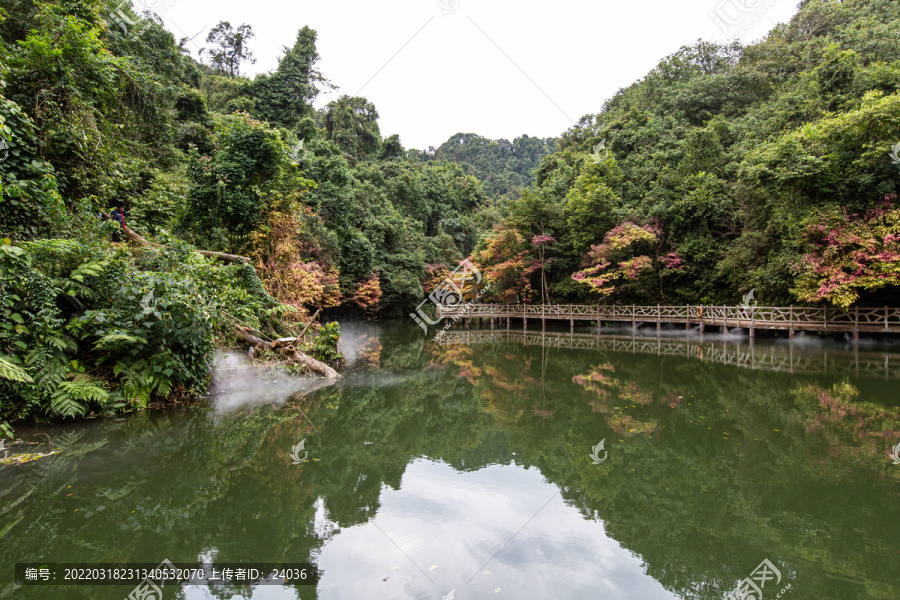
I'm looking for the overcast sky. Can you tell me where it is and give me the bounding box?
[152,0,801,150]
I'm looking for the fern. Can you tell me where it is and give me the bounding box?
[30,350,68,391]
[69,258,109,283]
[51,380,110,417]
[0,356,33,383]
[94,331,148,350]
[46,333,77,352]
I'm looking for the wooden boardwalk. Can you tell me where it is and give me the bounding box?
[437,304,900,340]
[436,329,900,379]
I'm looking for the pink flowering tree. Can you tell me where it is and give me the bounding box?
[571,221,684,301]
[792,200,900,309]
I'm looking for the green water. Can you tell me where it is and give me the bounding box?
[1,321,898,600]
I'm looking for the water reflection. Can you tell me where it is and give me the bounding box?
[211,350,339,414]
[0,321,897,600]
[438,328,900,379]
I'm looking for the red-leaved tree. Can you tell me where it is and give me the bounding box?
[352,273,382,318]
[571,221,683,301]
[792,200,900,309]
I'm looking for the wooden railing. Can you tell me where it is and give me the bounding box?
[436,304,900,334]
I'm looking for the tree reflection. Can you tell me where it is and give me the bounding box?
[0,326,897,600]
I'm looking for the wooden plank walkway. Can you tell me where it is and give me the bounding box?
[436,329,900,380]
[437,304,900,339]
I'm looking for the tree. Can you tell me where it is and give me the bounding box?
[252,26,325,128]
[324,96,382,161]
[353,273,382,318]
[791,201,900,309]
[472,225,540,303]
[203,21,256,78]
[571,222,683,302]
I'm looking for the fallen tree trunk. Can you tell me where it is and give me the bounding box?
[101,212,250,264]
[196,249,251,264]
[234,326,340,379]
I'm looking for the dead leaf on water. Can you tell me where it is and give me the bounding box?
[0,451,59,466]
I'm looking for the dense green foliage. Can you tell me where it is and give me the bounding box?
[0,0,501,429]
[0,234,286,430]
[411,132,558,200]
[475,0,900,306]
[2,0,899,429]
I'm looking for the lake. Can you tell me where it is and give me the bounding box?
[1,321,898,599]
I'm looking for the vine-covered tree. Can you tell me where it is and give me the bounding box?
[203,21,256,78]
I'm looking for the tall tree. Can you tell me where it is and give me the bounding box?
[203,21,255,78]
[252,26,325,128]
[324,96,382,160]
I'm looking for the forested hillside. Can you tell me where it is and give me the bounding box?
[0,0,497,427]
[410,132,558,200]
[473,0,900,307]
[1,0,899,427]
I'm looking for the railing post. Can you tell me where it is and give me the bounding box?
[789,305,794,339]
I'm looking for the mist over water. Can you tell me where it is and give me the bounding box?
[210,351,335,414]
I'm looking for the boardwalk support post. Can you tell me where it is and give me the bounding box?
[853,306,859,343]
[789,305,794,340]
